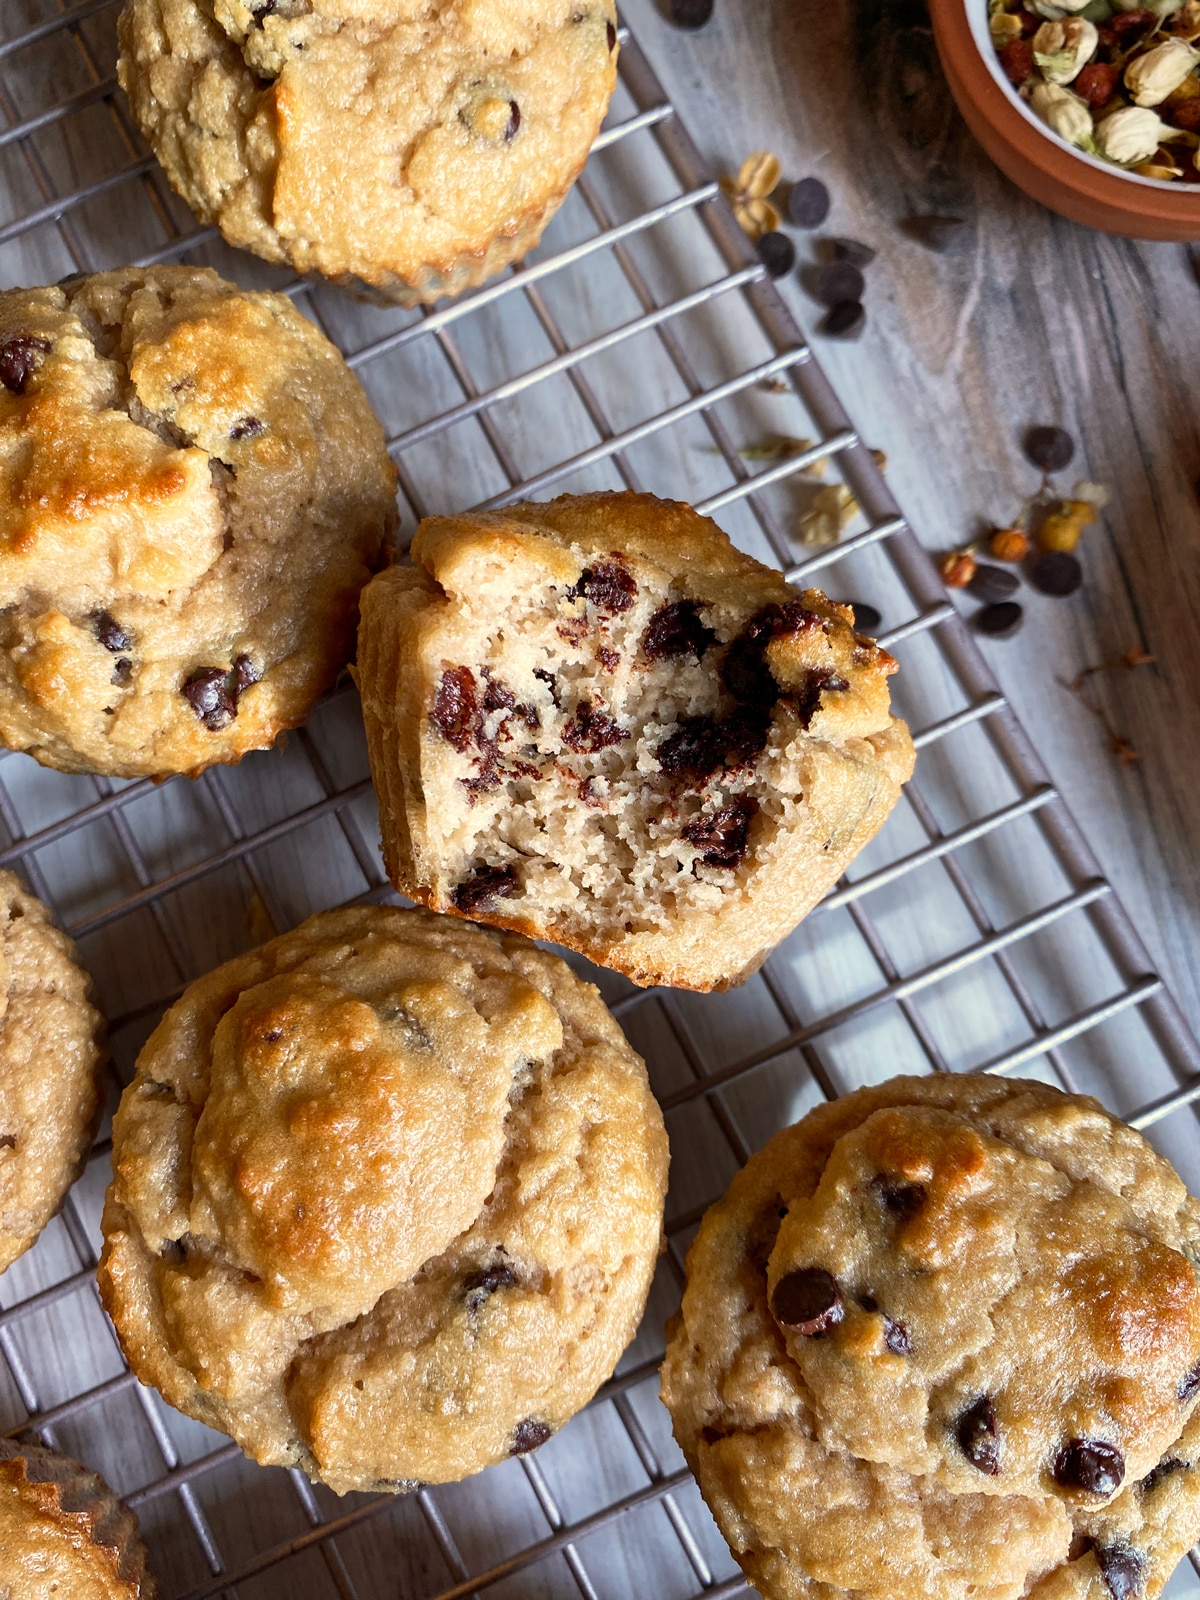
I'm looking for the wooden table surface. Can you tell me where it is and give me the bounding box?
[625,0,1200,1040]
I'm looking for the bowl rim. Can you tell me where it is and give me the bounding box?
[966,0,1200,196]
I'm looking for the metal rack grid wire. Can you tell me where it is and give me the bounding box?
[2,2,1200,1597]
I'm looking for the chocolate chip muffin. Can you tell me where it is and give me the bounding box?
[0,1439,158,1598]
[0,871,104,1275]
[355,491,915,992]
[660,1073,1200,1600]
[0,266,396,778]
[99,905,668,1492]
[117,0,620,305]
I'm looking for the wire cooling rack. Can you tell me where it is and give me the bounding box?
[3,3,1200,1597]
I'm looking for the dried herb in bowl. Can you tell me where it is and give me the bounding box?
[989,0,1200,183]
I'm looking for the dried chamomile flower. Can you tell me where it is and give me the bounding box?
[1033,17,1099,81]
[720,152,782,240]
[1126,37,1200,103]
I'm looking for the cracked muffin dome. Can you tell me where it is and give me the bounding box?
[0,266,396,779]
[117,0,620,305]
[0,1439,158,1599]
[355,491,915,992]
[0,871,104,1275]
[660,1073,1200,1600]
[98,904,668,1493]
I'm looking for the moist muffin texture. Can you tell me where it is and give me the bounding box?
[0,1439,158,1598]
[99,904,668,1492]
[355,491,915,991]
[0,871,104,1274]
[0,265,396,778]
[117,0,620,304]
[660,1073,1200,1600]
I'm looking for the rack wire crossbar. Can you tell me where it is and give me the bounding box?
[1,5,1200,1599]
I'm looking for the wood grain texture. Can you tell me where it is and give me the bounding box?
[624,0,1200,1044]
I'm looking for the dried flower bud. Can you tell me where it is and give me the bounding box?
[1094,104,1176,160]
[1031,81,1096,145]
[1033,0,1092,17]
[1124,38,1200,104]
[990,528,1031,562]
[1071,479,1110,510]
[991,10,1026,41]
[1037,512,1084,552]
[940,550,978,588]
[1062,498,1100,525]
[1033,17,1100,80]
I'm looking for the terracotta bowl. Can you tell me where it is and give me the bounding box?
[928,0,1200,241]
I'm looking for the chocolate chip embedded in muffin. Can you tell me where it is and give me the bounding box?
[957,1395,1002,1476]
[0,334,50,395]
[356,491,914,991]
[770,1267,844,1335]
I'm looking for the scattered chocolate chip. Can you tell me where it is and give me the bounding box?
[504,100,521,142]
[756,231,796,279]
[0,334,50,395]
[828,237,876,268]
[821,301,866,340]
[597,645,619,672]
[1095,1545,1145,1600]
[234,653,261,692]
[815,260,865,308]
[453,864,518,914]
[956,1396,1001,1475]
[973,601,1024,639]
[668,0,714,27]
[1053,1439,1125,1496]
[787,176,830,229]
[431,666,479,751]
[0,1133,16,1150]
[1025,425,1075,474]
[1029,551,1082,598]
[968,563,1020,604]
[511,1418,553,1456]
[643,599,716,661]
[464,1262,517,1306]
[607,18,617,49]
[789,666,849,730]
[872,1175,927,1218]
[111,657,132,685]
[903,214,969,253]
[569,560,637,614]
[682,797,759,869]
[846,601,882,632]
[229,415,265,441]
[563,697,625,753]
[771,1267,844,1336]
[182,666,237,732]
[92,610,131,653]
[1140,1457,1189,1494]
[883,1317,912,1355]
